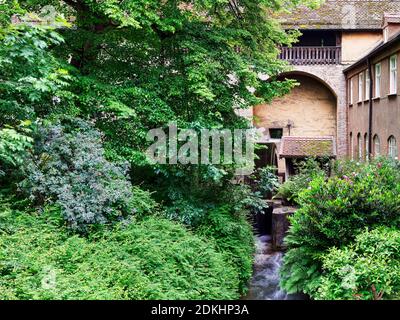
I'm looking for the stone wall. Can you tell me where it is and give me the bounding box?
[252,64,348,161]
[254,75,337,138]
[288,65,348,158]
[271,204,297,251]
[238,64,349,166]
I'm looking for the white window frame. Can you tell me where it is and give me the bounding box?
[349,78,353,105]
[358,134,362,160]
[350,133,354,160]
[365,70,370,100]
[373,135,380,156]
[388,136,398,159]
[358,73,363,102]
[364,133,369,160]
[375,63,381,98]
[390,55,397,95]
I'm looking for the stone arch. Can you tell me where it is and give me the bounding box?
[278,70,338,99]
[284,65,344,99]
[277,65,347,158]
[249,65,347,159]
[254,71,338,139]
[253,68,344,178]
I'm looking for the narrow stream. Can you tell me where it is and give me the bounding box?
[244,234,305,300]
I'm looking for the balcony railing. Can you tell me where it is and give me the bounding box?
[279,46,341,65]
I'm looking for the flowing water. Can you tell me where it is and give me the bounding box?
[244,235,305,300]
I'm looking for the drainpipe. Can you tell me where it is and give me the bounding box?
[367,58,373,159]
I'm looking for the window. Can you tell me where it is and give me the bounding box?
[364,133,369,160]
[269,128,283,139]
[357,133,362,160]
[388,136,398,159]
[373,135,380,156]
[349,78,353,105]
[365,70,370,100]
[375,63,381,97]
[350,132,354,160]
[358,73,363,102]
[390,55,397,94]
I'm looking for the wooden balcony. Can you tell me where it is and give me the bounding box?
[279,46,341,65]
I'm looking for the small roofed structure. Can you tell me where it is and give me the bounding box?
[279,136,336,179]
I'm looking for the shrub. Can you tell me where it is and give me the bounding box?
[164,197,207,227]
[275,176,306,205]
[0,200,241,300]
[253,166,279,198]
[161,166,266,226]
[276,158,326,205]
[316,227,400,300]
[161,184,256,295]
[280,159,400,297]
[214,182,266,216]
[130,186,159,217]
[20,121,136,232]
[197,204,255,295]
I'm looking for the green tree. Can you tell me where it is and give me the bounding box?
[0,123,33,179]
[2,0,317,223]
[0,24,71,126]
[9,0,315,162]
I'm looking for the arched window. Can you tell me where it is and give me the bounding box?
[373,135,380,156]
[388,136,398,159]
[349,132,353,160]
[357,133,362,160]
[364,133,369,160]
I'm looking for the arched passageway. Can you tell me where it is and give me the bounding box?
[254,73,337,138]
[253,72,338,179]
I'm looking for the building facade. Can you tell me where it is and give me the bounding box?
[250,0,400,179]
[345,15,400,161]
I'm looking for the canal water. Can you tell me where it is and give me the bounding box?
[244,234,305,300]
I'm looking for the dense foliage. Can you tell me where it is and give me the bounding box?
[280,159,400,299]
[276,158,326,205]
[0,0,318,299]
[0,199,241,299]
[316,227,400,300]
[3,1,399,302]
[0,25,69,125]
[20,122,136,232]
[3,1,399,301]
[0,123,33,178]
[253,166,280,198]
[197,204,255,293]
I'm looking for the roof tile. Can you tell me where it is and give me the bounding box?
[280,0,400,30]
[279,136,336,158]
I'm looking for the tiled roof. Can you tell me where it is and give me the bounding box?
[279,136,336,158]
[279,0,400,30]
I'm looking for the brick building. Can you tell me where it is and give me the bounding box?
[345,14,400,161]
[249,0,400,179]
